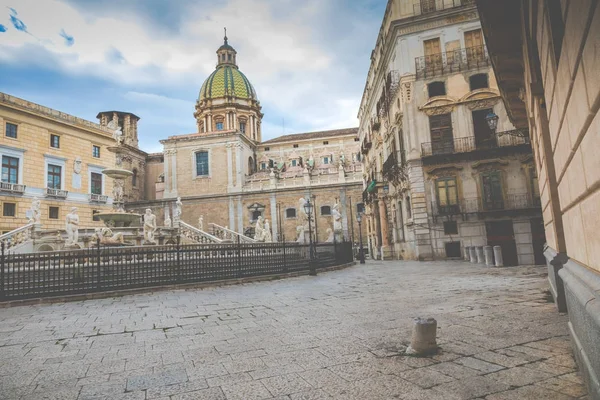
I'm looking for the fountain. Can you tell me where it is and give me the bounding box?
[95,124,141,227]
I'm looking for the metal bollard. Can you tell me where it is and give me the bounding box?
[469,247,477,263]
[484,245,494,266]
[493,246,504,267]
[406,317,438,355]
[476,246,485,264]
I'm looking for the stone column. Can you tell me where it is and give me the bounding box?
[494,246,504,267]
[469,247,477,263]
[270,193,278,241]
[378,199,390,255]
[203,116,207,132]
[484,246,494,266]
[476,246,484,264]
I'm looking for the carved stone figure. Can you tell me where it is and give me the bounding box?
[65,207,80,246]
[325,228,334,243]
[28,197,41,225]
[254,216,265,241]
[143,208,157,244]
[107,120,123,145]
[198,215,204,231]
[164,207,172,228]
[113,179,124,203]
[73,157,82,174]
[332,203,343,233]
[93,227,126,245]
[263,219,272,243]
[173,197,183,224]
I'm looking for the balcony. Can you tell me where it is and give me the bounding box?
[415,45,490,80]
[413,0,475,16]
[420,131,531,164]
[361,138,373,154]
[46,188,68,199]
[0,182,26,194]
[89,193,108,203]
[433,194,541,221]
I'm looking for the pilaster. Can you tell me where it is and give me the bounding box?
[270,193,278,241]
[226,143,234,191]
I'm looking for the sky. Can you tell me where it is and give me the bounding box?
[0,0,384,153]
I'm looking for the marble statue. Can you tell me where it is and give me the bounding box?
[113,179,124,203]
[164,207,172,228]
[198,215,204,231]
[332,203,343,233]
[65,207,80,246]
[143,208,157,244]
[173,197,183,224]
[263,219,272,242]
[92,227,126,245]
[107,119,123,145]
[28,197,41,225]
[325,228,334,243]
[254,216,265,241]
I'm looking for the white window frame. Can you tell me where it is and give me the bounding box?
[44,155,67,190]
[0,144,25,184]
[192,148,212,179]
[88,165,106,195]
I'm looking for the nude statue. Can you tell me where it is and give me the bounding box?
[65,207,80,245]
[143,208,157,244]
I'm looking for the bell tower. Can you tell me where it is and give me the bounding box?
[97,111,140,148]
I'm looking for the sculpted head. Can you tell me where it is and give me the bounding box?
[70,207,77,213]
[145,208,152,215]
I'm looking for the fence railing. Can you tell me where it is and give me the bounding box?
[421,132,530,157]
[0,181,26,193]
[415,45,490,79]
[0,240,353,300]
[46,188,68,198]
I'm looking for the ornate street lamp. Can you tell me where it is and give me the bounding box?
[304,197,316,275]
[486,111,528,138]
[356,212,365,264]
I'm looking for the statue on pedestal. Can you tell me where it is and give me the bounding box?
[198,215,204,231]
[263,219,272,243]
[173,197,183,224]
[28,197,41,225]
[92,227,127,246]
[65,207,80,246]
[143,208,157,244]
[107,120,123,145]
[164,207,172,228]
[254,216,265,241]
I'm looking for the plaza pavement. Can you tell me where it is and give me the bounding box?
[0,260,590,400]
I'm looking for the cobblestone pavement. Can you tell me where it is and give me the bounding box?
[0,260,590,400]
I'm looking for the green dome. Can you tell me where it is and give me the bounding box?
[198,65,257,101]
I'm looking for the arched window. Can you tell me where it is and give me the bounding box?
[248,157,254,174]
[427,81,446,97]
[285,208,297,218]
[469,73,489,91]
[132,168,138,187]
[320,205,332,216]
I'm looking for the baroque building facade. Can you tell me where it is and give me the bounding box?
[476,0,600,397]
[358,0,543,264]
[0,35,365,248]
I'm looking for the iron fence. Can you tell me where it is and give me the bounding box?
[0,239,353,301]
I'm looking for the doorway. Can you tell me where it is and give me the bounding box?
[486,220,518,266]
[472,109,497,149]
[481,171,504,210]
[530,218,546,265]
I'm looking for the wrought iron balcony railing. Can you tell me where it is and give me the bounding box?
[420,132,530,157]
[415,45,489,79]
[0,181,26,194]
[460,194,541,213]
[413,0,475,16]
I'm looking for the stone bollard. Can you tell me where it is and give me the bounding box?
[469,247,477,263]
[464,246,471,261]
[484,246,494,266]
[406,317,438,355]
[493,246,504,267]
[476,246,485,264]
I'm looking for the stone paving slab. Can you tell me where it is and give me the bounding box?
[0,260,590,399]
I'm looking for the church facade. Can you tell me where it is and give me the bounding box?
[0,35,365,246]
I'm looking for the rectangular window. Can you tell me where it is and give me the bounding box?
[47,164,62,189]
[50,134,60,148]
[321,206,332,216]
[323,141,329,145]
[92,210,101,222]
[323,157,329,165]
[436,177,459,214]
[239,122,246,133]
[1,156,19,183]
[195,151,209,176]
[92,145,101,158]
[464,29,485,64]
[2,202,16,217]
[260,162,266,170]
[291,159,297,167]
[5,122,17,139]
[91,172,103,195]
[49,206,59,219]
[429,113,454,155]
[443,221,458,235]
[356,203,365,214]
[293,144,299,148]
[445,242,461,258]
[481,171,504,210]
[216,122,223,131]
[264,147,270,151]
[423,37,442,70]
[285,208,297,218]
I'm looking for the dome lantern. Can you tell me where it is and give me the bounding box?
[217,27,237,67]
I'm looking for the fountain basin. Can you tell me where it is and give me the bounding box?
[96,212,141,227]
[103,168,134,180]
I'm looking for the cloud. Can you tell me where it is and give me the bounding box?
[0,0,384,151]
[59,28,73,46]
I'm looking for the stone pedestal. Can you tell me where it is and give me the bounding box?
[469,247,477,263]
[465,246,471,261]
[484,246,494,266]
[406,317,438,355]
[476,246,484,264]
[493,246,504,267]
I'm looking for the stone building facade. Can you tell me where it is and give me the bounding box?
[476,0,600,397]
[1,34,365,248]
[358,0,543,264]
